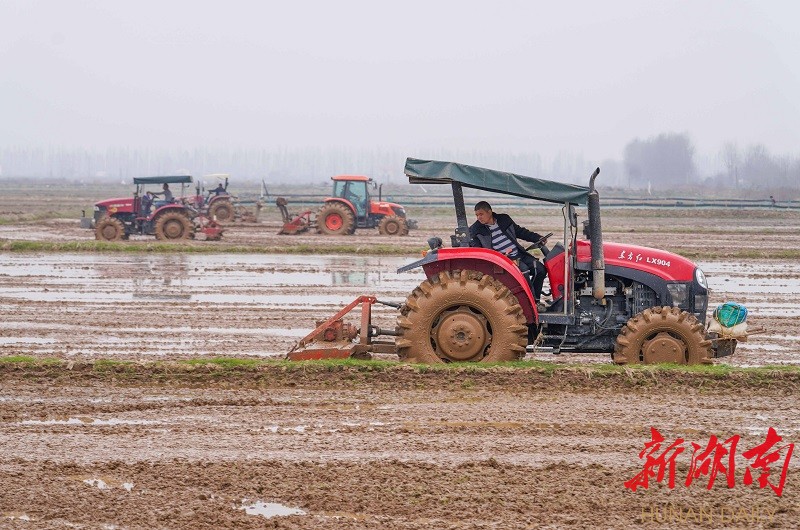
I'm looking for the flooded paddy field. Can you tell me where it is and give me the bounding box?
[0,252,796,367]
[2,203,800,528]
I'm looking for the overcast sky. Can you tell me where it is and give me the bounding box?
[1,0,799,164]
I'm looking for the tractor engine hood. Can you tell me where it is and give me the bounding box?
[95,197,134,212]
[379,202,406,215]
[575,240,696,282]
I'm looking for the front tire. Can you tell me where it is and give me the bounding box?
[396,270,528,363]
[377,215,409,236]
[154,211,193,241]
[95,217,125,241]
[613,306,712,365]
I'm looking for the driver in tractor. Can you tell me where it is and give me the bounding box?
[140,192,154,216]
[469,201,547,304]
[151,183,175,208]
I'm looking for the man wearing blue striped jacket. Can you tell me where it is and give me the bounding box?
[468,201,547,303]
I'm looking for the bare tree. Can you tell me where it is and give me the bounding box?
[720,142,740,188]
[623,133,697,189]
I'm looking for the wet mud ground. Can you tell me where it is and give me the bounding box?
[1,365,799,528]
[2,205,800,527]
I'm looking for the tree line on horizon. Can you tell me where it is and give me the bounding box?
[0,137,797,191]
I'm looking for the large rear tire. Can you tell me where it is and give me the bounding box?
[377,215,408,236]
[396,270,528,363]
[317,203,355,236]
[613,306,712,365]
[95,217,125,241]
[208,200,234,222]
[154,211,193,241]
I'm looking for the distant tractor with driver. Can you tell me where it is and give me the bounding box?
[316,175,416,236]
[93,175,223,241]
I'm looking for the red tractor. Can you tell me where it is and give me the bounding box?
[185,174,237,223]
[93,175,223,241]
[289,158,748,365]
[315,175,416,236]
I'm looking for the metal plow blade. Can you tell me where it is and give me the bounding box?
[286,296,400,361]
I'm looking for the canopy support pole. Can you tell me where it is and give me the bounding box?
[451,182,469,247]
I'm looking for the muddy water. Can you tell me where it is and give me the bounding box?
[0,253,796,365]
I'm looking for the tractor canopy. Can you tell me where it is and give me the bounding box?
[132,175,193,185]
[405,158,590,206]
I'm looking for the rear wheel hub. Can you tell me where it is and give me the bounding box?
[164,221,183,239]
[432,306,489,361]
[325,214,343,230]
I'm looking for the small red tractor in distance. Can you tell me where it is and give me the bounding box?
[185,173,240,223]
[289,158,750,365]
[315,175,416,236]
[93,175,223,241]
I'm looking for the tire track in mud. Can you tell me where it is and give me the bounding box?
[1,366,798,528]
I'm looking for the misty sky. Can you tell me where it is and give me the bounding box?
[2,0,799,164]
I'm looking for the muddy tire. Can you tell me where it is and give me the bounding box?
[208,200,234,222]
[154,211,193,241]
[613,306,712,365]
[396,270,528,363]
[317,203,355,236]
[378,215,409,236]
[95,217,125,241]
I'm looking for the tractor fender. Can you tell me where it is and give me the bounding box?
[397,247,538,323]
[207,194,230,206]
[152,204,186,215]
[323,198,356,215]
[150,204,190,222]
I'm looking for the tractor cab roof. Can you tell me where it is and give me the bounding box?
[404,158,590,206]
[133,175,193,185]
[332,175,371,182]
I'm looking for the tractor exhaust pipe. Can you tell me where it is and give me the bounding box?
[587,168,605,302]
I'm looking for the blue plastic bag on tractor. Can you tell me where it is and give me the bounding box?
[713,302,748,328]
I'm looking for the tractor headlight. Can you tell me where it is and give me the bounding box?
[667,283,688,307]
[394,207,406,217]
[695,268,708,289]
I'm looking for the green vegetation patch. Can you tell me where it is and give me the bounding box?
[0,240,412,255]
[182,357,263,369]
[1,356,799,393]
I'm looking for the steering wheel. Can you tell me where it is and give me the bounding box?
[525,232,553,252]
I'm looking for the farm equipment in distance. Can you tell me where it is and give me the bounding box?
[185,173,258,223]
[288,158,754,365]
[92,175,223,241]
[277,175,417,236]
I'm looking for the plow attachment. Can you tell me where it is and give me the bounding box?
[276,197,314,235]
[196,214,224,240]
[286,296,399,361]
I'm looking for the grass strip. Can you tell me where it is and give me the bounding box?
[2,356,799,390]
